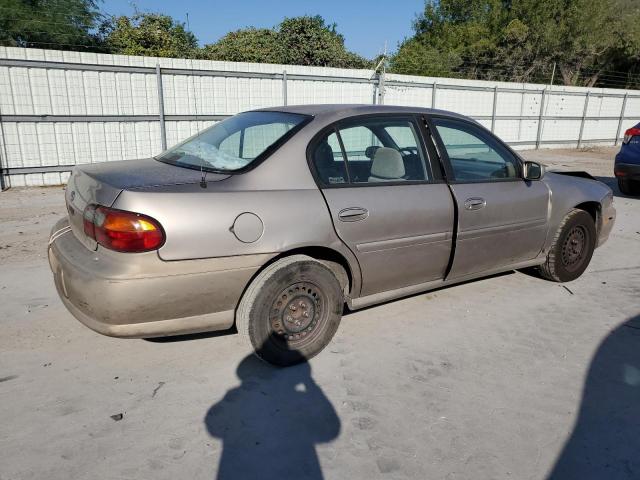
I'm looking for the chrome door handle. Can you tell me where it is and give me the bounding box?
[464,198,486,210]
[338,207,369,222]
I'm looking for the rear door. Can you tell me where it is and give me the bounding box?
[428,116,550,279]
[310,115,454,297]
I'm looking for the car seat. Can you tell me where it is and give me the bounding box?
[368,147,406,182]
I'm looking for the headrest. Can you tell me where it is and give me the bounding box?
[369,147,405,180]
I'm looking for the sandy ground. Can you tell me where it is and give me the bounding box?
[1,147,638,480]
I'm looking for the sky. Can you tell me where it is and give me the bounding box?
[102,0,425,58]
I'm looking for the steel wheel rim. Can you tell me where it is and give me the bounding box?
[561,225,588,271]
[269,281,327,347]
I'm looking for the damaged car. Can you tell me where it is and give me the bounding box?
[49,105,616,366]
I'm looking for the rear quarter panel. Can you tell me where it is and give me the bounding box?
[114,182,342,260]
[113,153,363,295]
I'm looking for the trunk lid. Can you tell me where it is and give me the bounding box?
[65,158,230,250]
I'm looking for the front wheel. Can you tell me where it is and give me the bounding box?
[537,209,596,282]
[236,255,344,366]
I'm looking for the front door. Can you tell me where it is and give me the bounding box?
[310,115,455,296]
[429,116,550,279]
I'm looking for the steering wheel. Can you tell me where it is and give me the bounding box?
[398,147,418,157]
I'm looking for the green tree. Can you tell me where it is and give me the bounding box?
[277,15,370,68]
[202,15,371,69]
[391,38,461,77]
[0,0,104,50]
[391,0,640,88]
[201,28,281,63]
[506,0,629,87]
[391,0,505,78]
[591,0,640,88]
[102,13,198,58]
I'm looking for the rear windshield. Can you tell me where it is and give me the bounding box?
[157,111,310,173]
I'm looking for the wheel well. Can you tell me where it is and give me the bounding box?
[269,246,354,295]
[233,246,355,328]
[574,201,600,229]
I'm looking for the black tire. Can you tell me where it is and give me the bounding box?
[618,178,640,196]
[236,255,344,367]
[618,178,631,195]
[538,209,596,282]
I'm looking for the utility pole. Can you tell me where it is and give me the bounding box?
[377,41,387,105]
[372,42,387,105]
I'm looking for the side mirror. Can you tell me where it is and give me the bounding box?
[523,161,545,181]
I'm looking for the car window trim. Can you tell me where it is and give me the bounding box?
[157,112,313,175]
[334,127,352,184]
[425,114,524,184]
[306,113,441,189]
[416,115,447,182]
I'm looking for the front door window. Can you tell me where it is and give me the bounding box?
[432,118,520,182]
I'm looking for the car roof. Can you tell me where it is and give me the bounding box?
[254,104,476,124]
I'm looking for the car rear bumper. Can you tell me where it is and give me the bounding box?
[614,162,640,181]
[48,218,274,338]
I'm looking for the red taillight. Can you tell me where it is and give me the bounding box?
[623,127,640,144]
[83,205,165,252]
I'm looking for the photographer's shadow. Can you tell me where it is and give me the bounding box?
[548,315,640,479]
[205,346,340,480]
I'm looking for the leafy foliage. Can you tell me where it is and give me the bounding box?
[201,28,281,63]
[391,0,640,88]
[0,0,104,50]
[101,13,198,58]
[1,0,637,88]
[391,38,461,77]
[277,16,370,68]
[202,15,372,69]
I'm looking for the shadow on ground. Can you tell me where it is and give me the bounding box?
[143,327,237,343]
[204,344,340,480]
[548,314,640,479]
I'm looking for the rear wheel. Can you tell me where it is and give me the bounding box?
[538,209,596,282]
[236,255,344,366]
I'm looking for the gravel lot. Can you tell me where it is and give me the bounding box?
[1,147,638,480]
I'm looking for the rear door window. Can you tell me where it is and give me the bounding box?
[311,131,348,185]
[311,117,430,185]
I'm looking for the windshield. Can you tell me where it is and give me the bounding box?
[156,111,310,172]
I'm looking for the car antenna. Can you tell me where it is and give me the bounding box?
[200,162,207,189]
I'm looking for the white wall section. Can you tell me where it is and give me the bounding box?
[0,46,638,187]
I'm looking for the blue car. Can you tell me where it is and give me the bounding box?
[614,122,640,195]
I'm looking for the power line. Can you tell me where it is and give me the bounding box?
[456,60,640,81]
[448,62,640,87]
[0,17,100,29]
[0,6,107,17]
[0,40,110,51]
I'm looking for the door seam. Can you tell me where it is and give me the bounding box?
[443,183,459,281]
